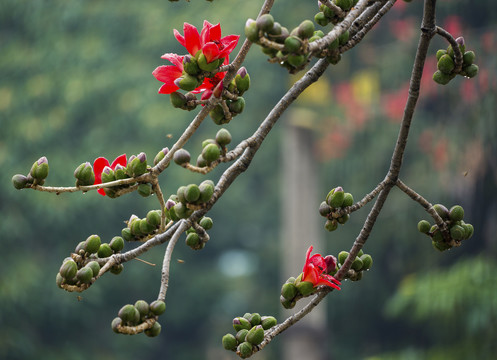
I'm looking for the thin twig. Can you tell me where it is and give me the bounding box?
[436,26,463,73]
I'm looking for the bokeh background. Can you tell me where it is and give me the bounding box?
[1,0,496,359]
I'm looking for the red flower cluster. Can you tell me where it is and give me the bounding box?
[93,154,127,196]
[302,246,341,290]
[152,21,239,97]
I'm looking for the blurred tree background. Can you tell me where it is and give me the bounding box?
[1,0,496,359]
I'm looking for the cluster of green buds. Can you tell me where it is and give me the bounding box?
[280,275,308,309]
[112,299,165,337]
[222,313,277,358]
[315,0,359,26]
[319,186,354,232]
[184,216,213,250]
[418,204,474,251]
[12,156,49,189]
[246,14,323,72]
[122,210,163,242]
[56,234,125,291]
[433,37,478,85]
[335,249,372,281]
[166,180,215,221]
[101,152,149,198]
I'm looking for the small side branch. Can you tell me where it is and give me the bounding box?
[435,26,463,73]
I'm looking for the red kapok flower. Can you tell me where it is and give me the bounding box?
[93,154,127,196]
[174,21,240,63]
[302,246,341,290]
[152,53,185,94]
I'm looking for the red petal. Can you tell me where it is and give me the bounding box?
[152,65,183,84]
[160,53,184,68]
[218,36,240,59]
[110,154,127,169]
[183,23,201,56]
[93,157,110,185]
[158,83,180,94]
[97,188,106,196]
[173,29,186,47]
[202,42,221,63]
[200,20,214,45]
[209,23,222,41]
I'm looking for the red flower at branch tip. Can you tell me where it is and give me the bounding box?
[174,21,240,63]
[93,154,127,196]
[302,246,341,290]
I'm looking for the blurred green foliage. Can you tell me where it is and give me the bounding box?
[1,0,496,359]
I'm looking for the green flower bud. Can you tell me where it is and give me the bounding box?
[432,70,454,85]
[196,154,208,168]
[118,304,140,325]
[431,227,443,243]
[59,259,77,280]
[432,240,451,252]
[327,53,341,65]
[328,36,339,50]
[463,51,475,66]
[139,218,156,234]
[319,201,332,217]
[327,186,345,208]
[202,139,217,149]
[101,166,115,184]
[237,342,253,359]
[185,233,200,248]
[256,13,274,32]
[170,91,188,109]
[338,30,350,46]
[198,182,214,204]
[360,254,373,270]
[85,234,101,254]
[286,276,296,284]
[280,295,296,309]
[76,266,93,284]
[74,162,95,186]
[324,219,338,232]
[182,184,200,203]
[215,128,232,147]
[228,97,245,114]
[281,282,298,300]
[449,205,464,222]
[268,21,282,36]
[463,64,479,78]
[154,147,169,166]
[210,104,227,125]
[287,54,306,68]
[202,143,221,164]
[222,333,238,351]
[298,20,315,39]
[246,325,264,345]
[138,184,152,198]
[233,317,252,332]
[110,264,124,275]
[110,236,125,252]
[436,49,447,61]
[338,251,349,265]
[121,227,132,241]
[134,300,149,318]
[296,280,315,296]
[284,36,302,53]
[87,261,101,277]
[336,0,353,11]
[437,54,455,74]
[351,256,363,271]
[130,218,143,236]
[260,316,277,330]
[97,243,113,258]
[462,223,474,239]
[111,317,122,333]
[145,321,162,337]
[450,224,465,241]
[146,210,161,228]
[245,19,260,43]
[182,55,200,76]
[343,193,354,207]
[433,204,450,220]
[114,164,127,180]
[173,149,191,165]
[128,152,147,177]
[349,270,363,281]
[236,329,249,343]
[199,216,213,230]
[12,174,29,189]
[417,220,431,234]
[337,214,350,225]
[234,67,250,95]
[315,12,329,27]
[30,156,49,181]
[248,313,261,326]
[75,241,86,254]
[174,73,201,91]
[150,300,166,315]
[56,273,64,288]
[197,53,220,72]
